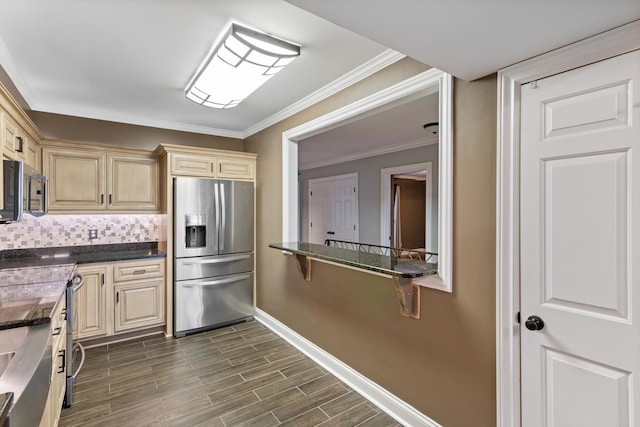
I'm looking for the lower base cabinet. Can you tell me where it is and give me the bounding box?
[40,295,67,427]
[74,258,165,341]
[115,278,165,332]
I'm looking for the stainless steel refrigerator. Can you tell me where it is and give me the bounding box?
[173,177,254,337]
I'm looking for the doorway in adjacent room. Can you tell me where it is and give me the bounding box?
[391,171,426,250]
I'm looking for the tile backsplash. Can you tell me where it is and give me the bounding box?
[0,214,165,250]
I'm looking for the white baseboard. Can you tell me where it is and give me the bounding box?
[255,308,441,427]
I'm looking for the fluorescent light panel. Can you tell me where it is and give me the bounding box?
[186,23,300,109]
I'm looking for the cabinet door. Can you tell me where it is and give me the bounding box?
[107,154,159,211]
[170,153,215,177]
[25,136,40,170]
[0,112,4,210]
[217,157,255,180]
[41,297,67,427]
[114,278,165,332]
[3,114,17,158]
[44,149,106,211]
[74,265,108,339]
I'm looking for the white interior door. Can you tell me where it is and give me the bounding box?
[309,179,331,244]
[520,50,640,427]
[309,173,358,244]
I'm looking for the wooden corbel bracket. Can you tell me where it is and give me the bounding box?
[293,253,311,281]
[392,277,421,319]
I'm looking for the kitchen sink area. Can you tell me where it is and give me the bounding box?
[0,324,52,426]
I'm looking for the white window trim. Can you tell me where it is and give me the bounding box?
[282,68,453,292]
[496,20,640,427]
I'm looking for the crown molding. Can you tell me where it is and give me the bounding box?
[299,135,437,171]
[31,104,246,139]
[242,49,406,138]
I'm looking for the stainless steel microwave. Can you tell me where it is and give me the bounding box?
[0,159,48,223]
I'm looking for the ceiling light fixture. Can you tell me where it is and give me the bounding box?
[185,23,301,109]
[423,122,439,135]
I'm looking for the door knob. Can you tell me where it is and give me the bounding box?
[525,315,545,331]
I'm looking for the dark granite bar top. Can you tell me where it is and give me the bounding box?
[269,242,437,278]
[0,392,11,427]
[0,263,76,330]
[0,242,165,269]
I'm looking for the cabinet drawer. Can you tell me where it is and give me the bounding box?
[113,258,165,282]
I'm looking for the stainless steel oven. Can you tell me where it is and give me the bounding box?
[63,272,85,408]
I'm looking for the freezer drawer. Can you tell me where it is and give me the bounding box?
[174,272,254,336]
[175,252,253,281]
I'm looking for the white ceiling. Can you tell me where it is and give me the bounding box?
[285,0,640,81]
[0,0,638,143]
[0,0,388,138]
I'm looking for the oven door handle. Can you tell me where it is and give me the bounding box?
[71,273,85,293]
[70,342,86,380]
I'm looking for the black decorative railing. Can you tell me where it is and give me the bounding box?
[324,239,438,263]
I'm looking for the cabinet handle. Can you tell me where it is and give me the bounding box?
[52,326,62,336]
[57,349,65,374]
[109,194,112,205]
[116,291,119,303]
[101,273,105,286]
[133,269,146,275]
[16,136,23,153]
[61,308,67,321]
[101,194,104,205]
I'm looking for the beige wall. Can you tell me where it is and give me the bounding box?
[29,111,243,152]
[245,57,497,427]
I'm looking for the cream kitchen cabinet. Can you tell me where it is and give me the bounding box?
[40,295,67,427]
[108,154,159,210]
[113,258,165,332]
[217,156,255,180]
[166,149,256,181]
[74,264,108,340]
[170,152,215,177]
[73,258,165,341]
[43,147,159,212]
[3,113,17,158]
[3,113,40,170]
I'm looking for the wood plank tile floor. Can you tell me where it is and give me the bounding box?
[59,320,402,427]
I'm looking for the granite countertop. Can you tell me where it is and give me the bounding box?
[269,242,438,278]
[0,263,76,330]
[0,242,166,330]
[0,392,11,427]
[0,242,165,269]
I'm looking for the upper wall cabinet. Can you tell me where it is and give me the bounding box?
[108,154,159,210]
[165,148,256,181]
[43,146,160,213]
[2,111,40,170]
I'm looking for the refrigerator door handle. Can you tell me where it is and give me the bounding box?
[214,181,221,252]
[182,254,251,265]
[181,274,251,288]
[220,182,226,252]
